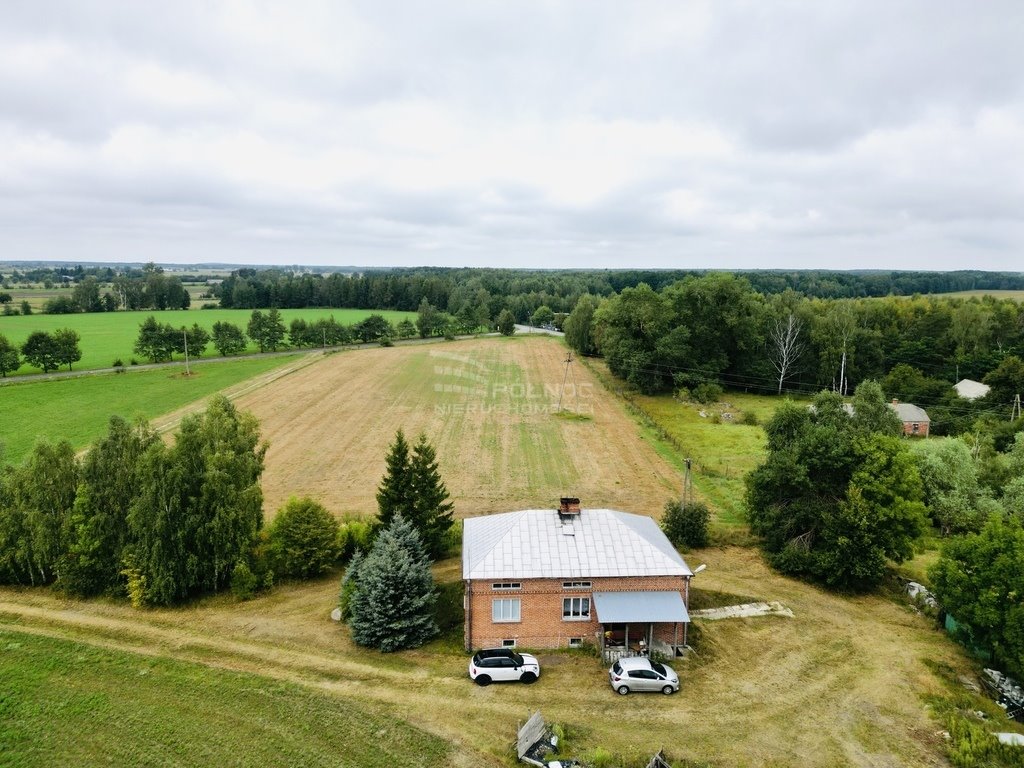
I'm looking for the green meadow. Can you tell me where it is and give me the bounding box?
[0,355,300,464]
[0,308,413,375]
[0,629,451,768]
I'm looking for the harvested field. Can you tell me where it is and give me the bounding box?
[237,335,681,518]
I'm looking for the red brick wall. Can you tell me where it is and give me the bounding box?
[901,420,929,437]
[464,575,690,650]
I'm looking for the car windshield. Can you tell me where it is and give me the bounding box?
[652,662,668,676]
[510,652,524,666]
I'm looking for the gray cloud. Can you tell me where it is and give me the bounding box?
[1,1,1023,270]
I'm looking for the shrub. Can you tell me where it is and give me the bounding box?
[129,358,138,366]
[337,518,376,562]
[230,560,258,601]
[661,499,710,549]
[739,410,760,426]
[112,358,124,368]
[266,497,341,579]
[692,382,723,404]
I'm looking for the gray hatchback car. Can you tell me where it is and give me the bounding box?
[608,656,679,695]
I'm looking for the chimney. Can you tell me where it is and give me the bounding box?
[558,497,581,517]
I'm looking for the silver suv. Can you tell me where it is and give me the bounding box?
[469,648,541,686]
[608,656,679,695]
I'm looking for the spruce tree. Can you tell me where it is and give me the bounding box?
[409,433,454,559]
[376,429,413,528]
[348,515,438,652]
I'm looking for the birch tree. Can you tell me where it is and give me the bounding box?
[768,313,805,395]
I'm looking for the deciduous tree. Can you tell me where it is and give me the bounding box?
[53,328,81,371]
[128,397,265,605]
[211,321,247,356]
[0,334,20,377]
[21,331,61,373]
[266,497,340,579]
[930,515,1024,679]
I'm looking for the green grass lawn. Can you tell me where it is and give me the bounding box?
[0,629,451,768]
[0,356,300,464]
[630,391,783,526]
[0,308,414,375]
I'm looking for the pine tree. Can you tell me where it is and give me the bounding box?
[409,433,455,559]
[348,515,438,652]
[376,429,413,527]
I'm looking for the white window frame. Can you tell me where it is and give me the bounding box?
[492,598,521,623]
[562,580,592,590]
[501,638,517,648]
[562,596,591,621]
[491,582,522,591]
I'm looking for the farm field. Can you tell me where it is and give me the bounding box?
[232,335,682,518]
[0,307,414,375]
[936,289,1024,301]
[0,544,982,767]
[0,354,305,464]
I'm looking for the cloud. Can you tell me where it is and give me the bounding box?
[0,0,1023,269]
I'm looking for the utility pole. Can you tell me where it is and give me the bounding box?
[682,458,693,507]
[1013,394,1022,422]
[182,328,190,376]
[556,352,573,412]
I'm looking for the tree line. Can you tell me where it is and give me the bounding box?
[0,329,81,375]
[562,275,1024,436]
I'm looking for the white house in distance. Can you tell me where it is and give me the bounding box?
[462,498,693,658]
[954,378,990,401]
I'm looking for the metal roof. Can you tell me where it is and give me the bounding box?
[462,509,692,580]
[955,379,991,400]
[593,591,690,623]
[892,402,930,423]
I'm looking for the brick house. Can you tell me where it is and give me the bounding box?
[890,399,930,437]
[462,499,692,657]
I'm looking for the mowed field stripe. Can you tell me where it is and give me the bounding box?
[230,336,682,519]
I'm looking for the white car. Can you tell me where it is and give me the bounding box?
[468,648,541,685]
[608,656,679,695]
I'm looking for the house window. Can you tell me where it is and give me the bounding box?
[568,637,583,648]
[562,580,591,590]
[492,582,522,591]
[562,596,591,620]
[502,638,517,648]
[912,423,920,434]
[492,598,521,623]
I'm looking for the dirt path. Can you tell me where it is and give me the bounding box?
[0,546,970,767]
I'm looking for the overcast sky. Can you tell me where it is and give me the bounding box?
[2,2,1023,271]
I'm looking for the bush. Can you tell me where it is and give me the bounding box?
[112,358,124,368]
[265,497,341,580]
[692,382,723,404]
[739,410,760,426]
[230,560,258,601]
[337,518,376,562]
[661,499,710,549]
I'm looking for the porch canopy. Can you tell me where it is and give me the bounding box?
[592,591,690,624]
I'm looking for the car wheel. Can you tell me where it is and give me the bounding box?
[475,675,492,686]
[662,685,675,695]
[616,685,629,696]
[520,672,537,684]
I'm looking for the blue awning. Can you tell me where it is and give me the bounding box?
[593,591,690,624]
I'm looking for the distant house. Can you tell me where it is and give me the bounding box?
[954,378,990,401]
[462,498,692,658]
[814,399,930,436]
[890,399,930,437]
